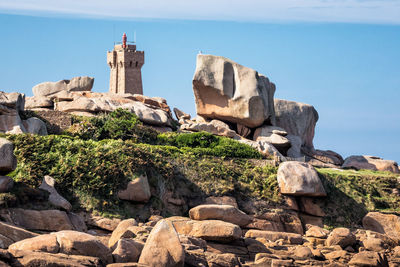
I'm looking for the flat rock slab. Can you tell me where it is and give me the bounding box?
[189,204,252,227]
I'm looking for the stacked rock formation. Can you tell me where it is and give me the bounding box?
[26,76,174,132]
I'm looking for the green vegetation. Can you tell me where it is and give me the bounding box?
[318,168,400,228]
[2,109,399,226]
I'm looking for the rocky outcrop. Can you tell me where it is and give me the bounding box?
[192,54,275,128]
[245,230,304,244]
[277,161,326,197]
[32,76,94,97]
[0,221,38,245]
[325,227,356,248]
[0,139,17,175]
[0,92,47,135]
[38,176,72,211]
[342,155,400,173]
[138,219,185,267]
[189,204,252,227]
[362,212,400,242]
[112,238,143,263]
[274,99,318,149]
[117,174,151,203]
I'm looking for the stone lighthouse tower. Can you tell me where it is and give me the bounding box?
[107,33,144,95]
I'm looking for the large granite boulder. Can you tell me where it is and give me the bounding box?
[342,155,399,174]
[139,219,185,267]
[192,54,275,128]
[362,212,400,242]
[32,76,94,97]
[274,99,318,149]
[0,138,17,175]
[277,161,326,197]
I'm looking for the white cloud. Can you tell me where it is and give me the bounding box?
[0,0,399,24]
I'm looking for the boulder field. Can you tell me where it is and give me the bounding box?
[0,53,399,266]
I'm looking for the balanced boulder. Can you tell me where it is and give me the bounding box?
[192,54,275,128]
[277,161,326,197]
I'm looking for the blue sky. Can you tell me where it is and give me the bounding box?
[0,1,399,163]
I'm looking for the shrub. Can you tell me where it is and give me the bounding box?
[157,132,262,159]
[66,109,158,143]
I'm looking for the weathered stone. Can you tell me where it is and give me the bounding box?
[11,250,103,267]
[53,230,113,264]
[343,155,400,174]
[236,123,251,138]
[118,174,151,202]
[277,161,326,197]
[112,238,143,263]
[108,219,138,248]
[0,138,17,175]
[25,96,53,109]
[9,209,74,231]
[348,251,388,267]
[298,197,325,217]
[326,228,356,248]
[0,221,38,243]
[251,210,304,235]
[245,230,303,244]
[8,234,60,255]
[168,217,242,243]
[0,177,13,193]
[305,225,329,238]
[139,219,184,267]
[205,196,238,208]
[253,125,290,150]
[22,117,48,135]
[0,234,13,249]
[173,107,191,121]
[67,212,87,232]
[87,215,121,232]
[294,246,313,259]
[286,134,303,158]
[0,114,25,134]
[355,229,396,250]
[205,252,240,267]
[189,204,252,227]
[0,92,25,112]
[192,54,276,128]
[180,119,237,138]
[324,250,347,260]
[237,138,285,159]
[362,212,400,242]
[274,99,318,149]
[305,148,344,166]
[39,175,71,211]
[33,76,94,97]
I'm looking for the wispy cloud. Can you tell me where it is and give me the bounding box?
[0,0,399,24]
